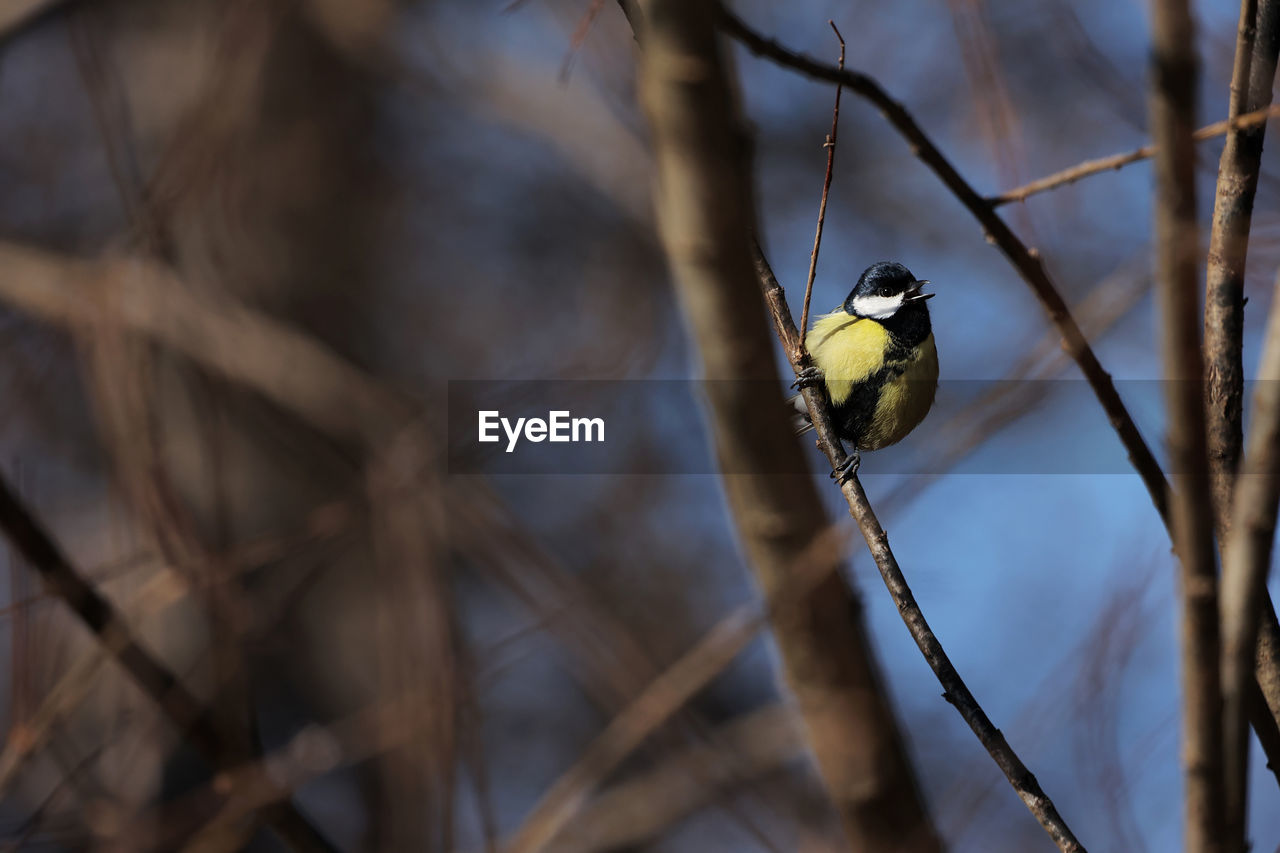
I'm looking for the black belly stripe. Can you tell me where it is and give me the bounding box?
[832,357,912,449]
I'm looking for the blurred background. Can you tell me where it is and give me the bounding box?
[0,0,1277,850]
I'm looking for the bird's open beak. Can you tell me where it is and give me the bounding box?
[905,279,934,302]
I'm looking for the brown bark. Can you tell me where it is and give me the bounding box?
[1220,270,1280,851]
[1205,0,1280,539]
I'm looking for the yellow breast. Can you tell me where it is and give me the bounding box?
[808,311,891,405]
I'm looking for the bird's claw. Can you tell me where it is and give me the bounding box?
[830,452,861,484]
[791,366,823,390]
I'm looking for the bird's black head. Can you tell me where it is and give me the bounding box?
[842,261,934,319]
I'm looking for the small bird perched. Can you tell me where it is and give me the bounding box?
[790,261,938,481]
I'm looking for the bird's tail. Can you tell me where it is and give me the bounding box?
[787,393,815,436]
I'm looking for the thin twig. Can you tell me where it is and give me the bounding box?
[1147,2,1223,851]
[987,103,1280,207]
[559,0,609,81]
[720,8,1171,529]
[798,21,844,349]
[753,246,1087,853]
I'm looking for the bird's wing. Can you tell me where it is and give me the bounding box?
[786,393,815,435]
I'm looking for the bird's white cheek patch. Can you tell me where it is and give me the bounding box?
[850,294,905,319]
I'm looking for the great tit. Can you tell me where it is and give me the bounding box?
[790,261,938,480]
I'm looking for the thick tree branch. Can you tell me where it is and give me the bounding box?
[1220,271,1280,852]
[634,2,941,850]
[1147,2,1223,851]
[1213,2,1280,843]
[1205,0,1280,542]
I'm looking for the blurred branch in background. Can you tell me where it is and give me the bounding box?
[543,704,806,853]
[0,236,829,850]
[500,530,844,853]
[0,473,336,852]
[635,1,942,850]
[0,0,64,44]
[0,243,409,444]
[102,691,440,852]
[1146,2,1224,852]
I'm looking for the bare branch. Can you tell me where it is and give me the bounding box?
[1205,0,1280,545]
[1213,1,1280,842]
[799,22,844,349]
[988,103,1280,207]
[1147,2,1223,850]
